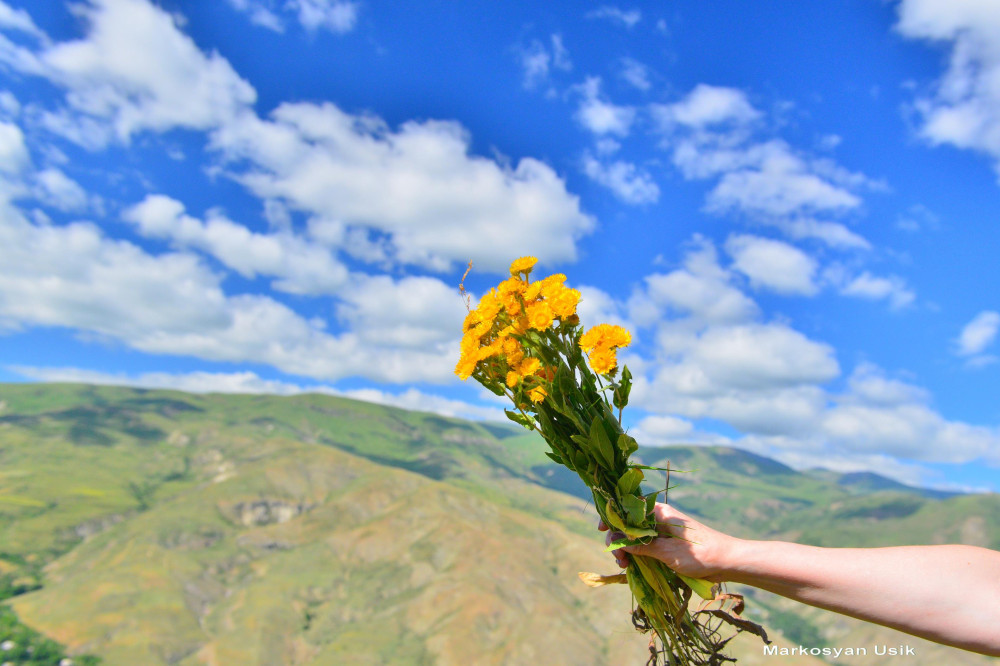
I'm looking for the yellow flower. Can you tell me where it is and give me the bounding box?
[476,290,502,324]
[502,337,524,366]
[516,357,541,376]
[539,273,567,298]
[588,347,617,375]
[509,256,538,276]
[550,287,581,319]
[455,353,478,380]
[498,277,527,316]
[476,340,502,362]
[579,323,631,352]
[527,386,548,403]
[506,371,520,388]
[526,300,554,330]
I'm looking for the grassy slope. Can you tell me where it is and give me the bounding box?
[0,383,996,665]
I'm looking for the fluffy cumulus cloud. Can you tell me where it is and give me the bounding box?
[651,84,875,250]
[823,266,916,311]
[0,0,594,273]
[581,153,659,204]
[517,34,571,90]
[0,0,257,148]
[574,77,636,137]
[0,119,29,173]
[123,194,349,295]
[0,0,599,393]
[955,310,999,366]
[585,6,642,29]
[896,0,1000,177]
[288,0,359,33]
[724,234,818,295]
[0,189,465,384]
[615,238,999,476]
[212,105,594,273]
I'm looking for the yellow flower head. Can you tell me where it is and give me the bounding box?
[539,274,567,298]
[587,347,617,375]
[527,386,548,403]
[506,370,521,388]
[516,357,541,377]
[509,256,538,276]
[579,323,631,352]
[498,277,527,316]
[550,287,581,319]
[476,290,502,324]
[526,300,554,331]
[501,337,524,365]
[455,354,478,380]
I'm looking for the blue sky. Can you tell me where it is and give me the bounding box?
[0,0,998,491]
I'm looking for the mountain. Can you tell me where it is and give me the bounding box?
[0,383,996,665]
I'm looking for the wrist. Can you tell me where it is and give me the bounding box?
[712,536,757,583]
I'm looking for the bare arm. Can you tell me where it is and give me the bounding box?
[601,503,1000,656]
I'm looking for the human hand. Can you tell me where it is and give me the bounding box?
[598,502,739,582]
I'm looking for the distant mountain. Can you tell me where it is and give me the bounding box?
[0,383,996,666]
[834,471,962,499]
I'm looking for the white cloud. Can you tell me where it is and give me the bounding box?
[33,167,91,212]
[226,0,284,32]
[833,270,916,310]
[289,0,358,34]
[4,2,594,276]
[653,84,760,128]
[582,153,659,204]
[619,57,651,91]
[585,6,642,29]
[652,84,877,249]
[0,0,257,148]
[685,324,839,391]
[725,234,818,295]
[574,77,635,137]
[704,140,863,217]
[335,274,467,349]
[631,414,694,444]
[0,194,462,384]
[123,193,349,295]
[896,0,1000,178]
[0,119,29,173]
[10,367,506,422]
[0,1,47,41]
[212,105,594,274]
[632,238,759,326]
[955,310,1000,363]
[517,34,571,90]
[845,362,930,406]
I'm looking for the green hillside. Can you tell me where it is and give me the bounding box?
[0,383,996,665]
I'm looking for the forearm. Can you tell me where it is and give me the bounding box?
[722,540,1000,656]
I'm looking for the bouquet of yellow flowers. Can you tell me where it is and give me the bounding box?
[456,257,765,665]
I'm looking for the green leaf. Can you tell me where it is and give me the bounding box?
[678,574,717,601]
[621,493,648,526]
[604,500,626,532]
[544,451,564,466]
[589,418,615,469]
[603,536,647,552]
[613,365,632,410]
[616,433,638,457]
[504,409,534,429]
[645,492,658,517]
[616,468,644,498]
[622,525,659,540]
